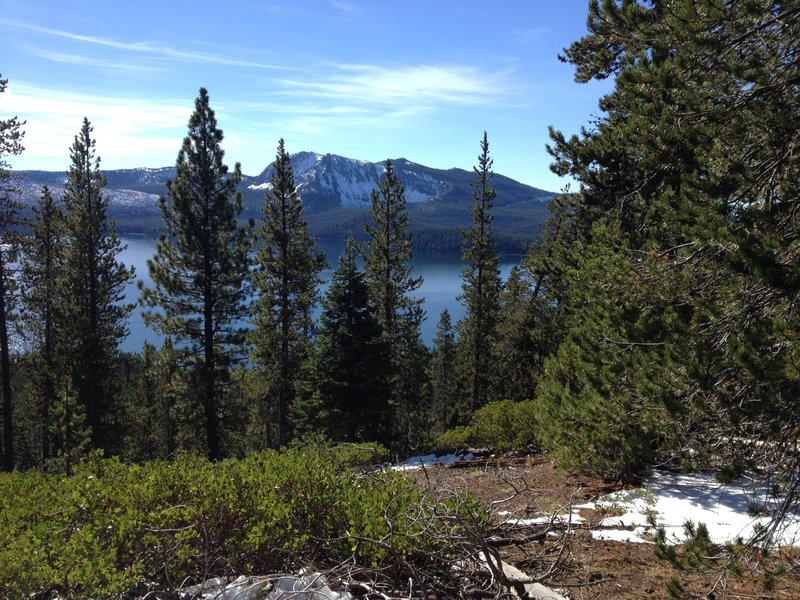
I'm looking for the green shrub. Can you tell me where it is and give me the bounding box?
[0,446,488,598]
[533,318,682,480]
[329,441,391,467]
[435,400,539,452]
[436,425,473,450]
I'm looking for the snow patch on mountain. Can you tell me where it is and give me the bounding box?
[246,152,451,208]
[291,151,324,177]
[106,189,160,207]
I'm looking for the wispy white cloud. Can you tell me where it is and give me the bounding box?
[277,63,511,108]
[25,47,164,74]
[217,62,514,163]
[0,18,292,71]
[2,42,517,173]
[330,0,356,12]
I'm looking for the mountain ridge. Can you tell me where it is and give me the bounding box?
[12,152,553,252]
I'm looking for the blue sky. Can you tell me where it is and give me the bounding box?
[1,0,610,191]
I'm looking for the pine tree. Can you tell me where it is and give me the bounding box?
[59,118,134,453]
[0,188,18,472]
[493,265,557,401]
[429,309,459,435]
[140,88,251,460]
[20,186,64,462]
[250,139,325,447]
[154,338,183,459]
[364,160,423,337]
[0,74,24,471]
[458,132,502,414]
[363,160,427,447]
[121,340,182,460]
[299,236,391,444]
[392,315,431,448]
[521,191,576,325]
[539,0,800,486]
[49,377,91,476]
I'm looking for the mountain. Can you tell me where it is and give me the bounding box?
[244,152,458,210]
[12,153,553,252]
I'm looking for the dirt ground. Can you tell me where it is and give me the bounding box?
[408,456,800,599]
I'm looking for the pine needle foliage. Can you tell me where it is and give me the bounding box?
[60,118,134,453]
[0,74,24,471]
[140,88,251,460]
[536,0,800,488]
[250,139,325,448]
[20,186,64,463]
[458,132,502,415]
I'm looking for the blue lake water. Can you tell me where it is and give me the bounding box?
[118,236,523,353]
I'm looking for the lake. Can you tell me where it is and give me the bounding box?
[118,236,523,353]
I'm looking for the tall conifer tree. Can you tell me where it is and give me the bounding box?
[537,0,800,487]
[140,88,251,460]
[300,236,391,443]
[458,132,502,414]
[493,266,555,401]
[20,186,64,462]
[364,160,422,337]
[429,309,459,434]
[363,160,427,447]
[60,118,134,452]
[0,74,23,471]
[250,139,325,447]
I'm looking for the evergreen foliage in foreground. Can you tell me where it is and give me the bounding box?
[0,447,489,599]
[534,0,800,482]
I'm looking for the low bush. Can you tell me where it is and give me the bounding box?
[0,447,488,598]
[435,399,539,453]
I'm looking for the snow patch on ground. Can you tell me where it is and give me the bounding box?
[497,510,585,528]
[588,470,800,546]
[591,529,649,543]
[181,573,351,600]
[392,453,475,471]
[495,470,800,547]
